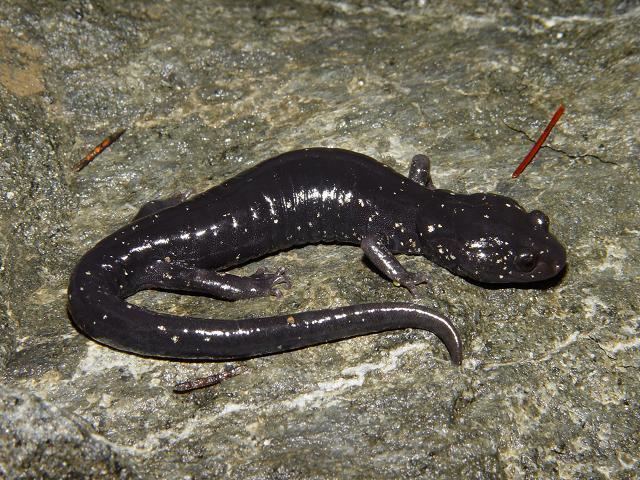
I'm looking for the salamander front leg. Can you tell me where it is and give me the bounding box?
[361,234,429,296]
[137,262,291,300]
[408,154,435,189]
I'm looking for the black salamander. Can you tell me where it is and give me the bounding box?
[68,148,566,365]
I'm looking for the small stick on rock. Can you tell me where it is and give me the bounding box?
[512,105,564,178]
[73,128,126,172]
[174,365,245,393]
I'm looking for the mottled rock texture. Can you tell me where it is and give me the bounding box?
[1,1,638,478]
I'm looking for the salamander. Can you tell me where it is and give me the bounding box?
[68,148,566,365]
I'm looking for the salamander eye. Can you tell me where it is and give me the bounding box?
[530,210,549,230]
[514,251,538,272]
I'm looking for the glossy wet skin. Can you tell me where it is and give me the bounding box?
[418,192,566,283]
[68,148,566,366]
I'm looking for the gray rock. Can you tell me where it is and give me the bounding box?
[0,387,138,478]
[1,1,638,478]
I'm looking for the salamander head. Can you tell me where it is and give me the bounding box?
[417,193,566,283]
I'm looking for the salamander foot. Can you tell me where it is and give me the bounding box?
[250,267,292,297]
[394,272,429,297]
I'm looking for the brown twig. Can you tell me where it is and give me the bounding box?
[173,366,245,393]
[73,128,126,172]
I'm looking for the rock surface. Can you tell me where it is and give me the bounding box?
[1,1,638,478]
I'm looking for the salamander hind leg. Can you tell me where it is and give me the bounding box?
[408,154,435,189]
[361,234,429,296]
[137,262,291,301]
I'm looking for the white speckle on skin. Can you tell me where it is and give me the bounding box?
[274,219,279,224]
[427,225,435,233]
[263,195,277,215]
[158,325,166,331]
[172,336,179,343]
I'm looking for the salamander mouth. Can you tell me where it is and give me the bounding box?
[536,242,567,280]
[534,256,566,280]
[507,247,567,283]
[459,254,566,284]
[508,239,568,283]
[437,236,567,284]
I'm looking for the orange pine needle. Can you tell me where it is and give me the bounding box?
[512,105,564,178]
[74,128,126,172]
